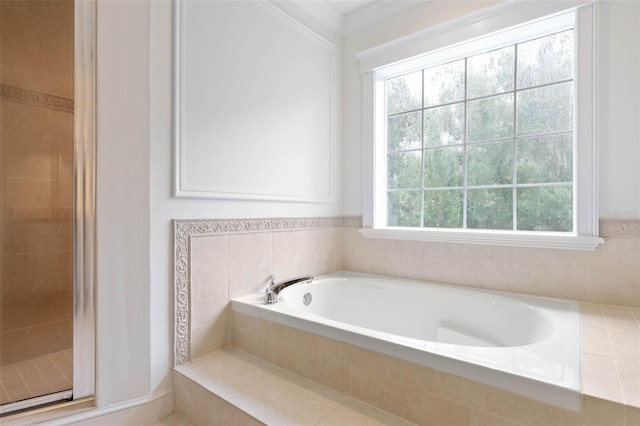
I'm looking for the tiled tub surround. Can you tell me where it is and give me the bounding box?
[233,272,582,410]
[175,216,640,424]
[230,308,639,426]
[175,218,347,365]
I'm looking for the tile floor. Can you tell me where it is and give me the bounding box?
[0,349,73,405]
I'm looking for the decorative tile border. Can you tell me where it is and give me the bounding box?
[599,217,640,237]
[0,84,73,112]
[174,216,356,366]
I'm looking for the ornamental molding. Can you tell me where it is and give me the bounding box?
[599,217,640,237]
[0,84,74,112]
[173,216,357,366]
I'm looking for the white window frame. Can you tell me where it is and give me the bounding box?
[358,0,604,250]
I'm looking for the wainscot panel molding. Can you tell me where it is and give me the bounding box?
[173,0,336,203]
[173,216,352,366]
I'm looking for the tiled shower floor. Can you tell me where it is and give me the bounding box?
[0,349,72,405]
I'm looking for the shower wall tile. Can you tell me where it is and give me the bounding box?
[1,7,73,98]
[228,232,272,299]
[2,100,73,181]
[2,251,72,296]
[3,0,74,29]
[3,219,72,254]
[190,235,229,328]
[2,288,71,332]
[1,319,71,365]
[3,177,73,222]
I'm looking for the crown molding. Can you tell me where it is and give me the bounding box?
[343,1,426,35]
[274,0,427,36]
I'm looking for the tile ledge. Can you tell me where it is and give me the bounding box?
[174,348,415,426]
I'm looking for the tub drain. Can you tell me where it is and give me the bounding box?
[303,292,312,306]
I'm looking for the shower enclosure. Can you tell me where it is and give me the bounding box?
[0,0,95,414]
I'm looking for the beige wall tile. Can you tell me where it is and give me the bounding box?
[318,337,389,376]
[625,405,640,426]
[3,219,72,254]
[3,0,74,28]
[2,251,72,297]
[341,227,370,273]
[387,356,489,411]
[583,396,625,426]
[232,311,269,335]
[271,340,351,395]
[190,235,228,328]
[405,241,470,287]
[581,303,606,328]
[3,177,72,223]
[317,398,415,426]
[2,101,73,181]
[350,367,471,426]
[462,244,517,291]
[2,287,71,332]
[587,238,640,307]
[483,387,583,426]
[173,372,215,426]
[210,393,264,426]
[469,409,525,426]
[191,319,228,360]
[272,228,341,280]
[2,7,73,97]
[582,353,624,403]
[268,321,323,353]
[1,319,71,365]
[512,247,587,300]
[228,232,272,299]
[230,326,272,363]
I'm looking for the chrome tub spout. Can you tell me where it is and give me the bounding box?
[264,275,313,304]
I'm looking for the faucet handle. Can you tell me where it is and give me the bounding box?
[271,274,276,286]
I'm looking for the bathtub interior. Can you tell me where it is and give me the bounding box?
[278,276,556,347]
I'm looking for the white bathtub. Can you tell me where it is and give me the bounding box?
[231,272,581,411]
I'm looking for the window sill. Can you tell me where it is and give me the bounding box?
[359,227,605,251]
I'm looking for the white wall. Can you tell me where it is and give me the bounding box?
[96,0,151,406]
[93,0,640,413]
[148,0,342,400]
[96,0,343,409]
[341,0,640,218]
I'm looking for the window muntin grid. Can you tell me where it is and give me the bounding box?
[385,29,574,232]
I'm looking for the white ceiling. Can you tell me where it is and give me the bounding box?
[321,0,380,17]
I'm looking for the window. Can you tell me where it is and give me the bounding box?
[387,29,574,232]
[359,2,603,250]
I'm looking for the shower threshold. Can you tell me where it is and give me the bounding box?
[0,390,73,416]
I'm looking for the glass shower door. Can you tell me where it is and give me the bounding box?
[0,0,75,411]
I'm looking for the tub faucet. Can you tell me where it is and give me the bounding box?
[264,274,313,304]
